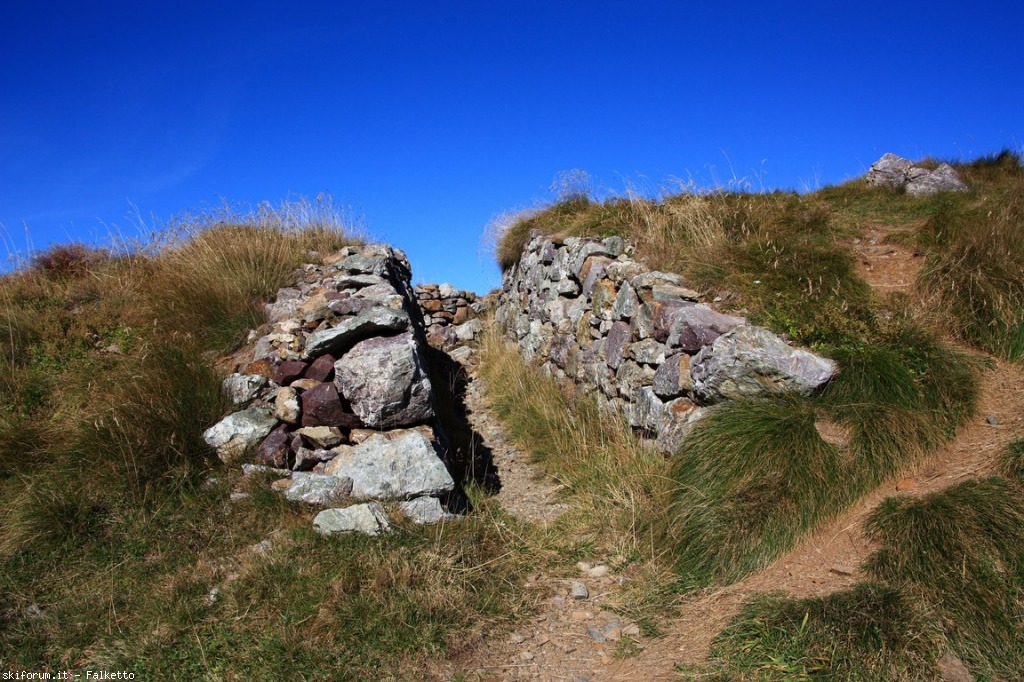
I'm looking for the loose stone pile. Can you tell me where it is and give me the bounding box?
[204,244,458,534]
[495,233,838,452]
[414,283,487,351]
[865,152,968,195]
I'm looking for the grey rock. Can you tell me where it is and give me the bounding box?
[629,338,667,365]
[587,624,606,643]
[334,332,434,429]
[906,163,968,196]
[652,353,693,398]
[449,345,475,364]
[203,408,278,464]
[604,321,632,370]
[332,274,385,290]
[303,306,411,359]
[651,284,700,302]
[628,386,664,433]
[454,318,483,341]
[330,430,454,500]
[691,326,837,403]
[314,503,391,536]
[656,398,705,453]
[570,581,590,600]
[222,373,268,405]
[285,473,353,505]
[339,254,389,276]
[398,496,451,524]
[612,280,639,319]
[866,153,914,188]
[241,463,290,477]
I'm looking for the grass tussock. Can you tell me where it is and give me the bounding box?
[864,477,1024,679]
[709,583,943,681]
[665,321,978,585]
[477,327,682,620]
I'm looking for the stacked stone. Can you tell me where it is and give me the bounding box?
[203,243,456,535]
[495,233,838,453]
[415,283,487,351]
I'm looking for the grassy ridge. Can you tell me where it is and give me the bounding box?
[0,200,541,679]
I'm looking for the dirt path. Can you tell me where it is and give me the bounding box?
[435,228,1023,680]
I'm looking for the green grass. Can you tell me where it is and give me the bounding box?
[864,477,1024,680]
[664,321,978,586]
[0,198,545,679]
[709,583,943,681]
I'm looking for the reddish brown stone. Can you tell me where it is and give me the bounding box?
[432,311,455,323]
[244,357,275,379]
[272,360,308,385]
[256,424,292,469]
[304,354,336,382]
[453,306,470,325]
[299,382,362,428]
[420,299,443,312]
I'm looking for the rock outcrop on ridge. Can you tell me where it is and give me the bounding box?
[865,153,968,195]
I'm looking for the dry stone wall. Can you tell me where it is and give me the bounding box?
[204,243,459,533]
[495,232,838,453]
[415,283,487,351]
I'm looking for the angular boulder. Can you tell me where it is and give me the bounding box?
[303,306,411,360]
[299,382,362,428]
[866,152,914,188]
[329,430,454,500]
[690,325,837,403]
[221,373,267,405]
[285,473,354,505]
[906,163,968,196]
[334,332,434,429]
[203,407,278,464]
[314,503,391,536]
[399,496,451,525]
[653,301,745,352]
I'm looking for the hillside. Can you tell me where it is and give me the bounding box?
[2,153,1023,681]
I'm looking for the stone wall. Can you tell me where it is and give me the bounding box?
[204,243,458,534]
[495,232,838,452]
[415,283,487,351]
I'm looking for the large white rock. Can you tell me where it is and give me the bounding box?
[691,325,837,404]
[202,408,277,464]
[330,430,454,500]
[334,332,434,429]
[221,373,267,405]
[314,503,391,536]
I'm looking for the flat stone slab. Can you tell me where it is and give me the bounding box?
[329,430,454,500]
[303,306,411,360]
[314,503,391,536]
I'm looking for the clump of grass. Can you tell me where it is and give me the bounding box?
[710,583,943,681]
[30,242,110,278]
[864,478,1024,679]
[916,170,1024,359]
[477,327,682,618]
[665,321,978,585]
[1000,437,1024,485]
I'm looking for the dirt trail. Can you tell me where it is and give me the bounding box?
[435,229,1024,680]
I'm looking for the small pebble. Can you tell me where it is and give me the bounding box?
[623,624,641,637]
[570,581,589,600]
[576,560,594,572]
[520,651,535,662]
[986,414,1000,425]
[586,565,610,579]
[587,624,606,643]
[509,632,525,645]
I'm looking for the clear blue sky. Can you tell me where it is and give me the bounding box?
[2,1,1021,293]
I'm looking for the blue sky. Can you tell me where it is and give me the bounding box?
[2,1,1021,293]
